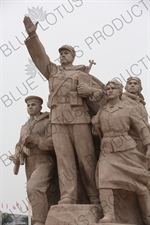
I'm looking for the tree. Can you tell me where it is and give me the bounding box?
[2,213,13,225]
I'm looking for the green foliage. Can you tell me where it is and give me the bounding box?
[2,213,13,225]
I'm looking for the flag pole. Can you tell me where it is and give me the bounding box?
[28,203,31,225]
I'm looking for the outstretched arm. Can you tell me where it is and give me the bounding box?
[23,16,57,79]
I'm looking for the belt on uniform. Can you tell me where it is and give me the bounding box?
[103,131,128,138]
[57,96,69,104]
[27,151,52,157]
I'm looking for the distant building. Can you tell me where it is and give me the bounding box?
[1,213,31,225]
[0,211,2,225]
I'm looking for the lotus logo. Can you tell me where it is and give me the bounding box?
[25,6,47,24]
[25,58,37,78]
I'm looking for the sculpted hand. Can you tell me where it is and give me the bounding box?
[23,16,38,36]
[91,116,100,136]
[9,154,15,161]
[91,115,99,125]
[77,82,93,97]
[24,135,39,149]
[9,154,19,165]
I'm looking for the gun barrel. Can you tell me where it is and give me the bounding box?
[13,163,20,175]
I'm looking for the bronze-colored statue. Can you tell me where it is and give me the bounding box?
[9,96,58,225]
[122,76,150,155]
[92,80,150,224]
[23,16,104,205]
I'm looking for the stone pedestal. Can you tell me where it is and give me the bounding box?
[45,204,103,225]
[45,190,144,225]
[113,190,142,224]
[92,224,137,225]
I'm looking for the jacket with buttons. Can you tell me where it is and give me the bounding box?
[92,101,150,153]
[25,35,103,124]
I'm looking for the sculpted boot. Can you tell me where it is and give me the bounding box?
[137,190,150,225]
[98,189,116,223]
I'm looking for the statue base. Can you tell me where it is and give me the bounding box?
[45,190,145,225]
[45,204,103,225]
[112,190,142,224]
[93,224,137,225]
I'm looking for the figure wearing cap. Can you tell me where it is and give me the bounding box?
[9,96,59,225]
[25,95,43,105]
[121,76,150,155]
[92,80,150,224]
[23,16,104,205]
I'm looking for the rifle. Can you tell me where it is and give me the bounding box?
[10,122,32,174]
[85,60,96,74]
[9,144,26,175]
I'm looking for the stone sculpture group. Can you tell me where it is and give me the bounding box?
[9,16,150,225]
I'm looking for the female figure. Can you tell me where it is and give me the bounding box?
[92,80,150,224]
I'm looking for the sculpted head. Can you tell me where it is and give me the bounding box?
[106,79,123,100]
[25,96,43,117]
[58,45,76,66]
[125,77,142,95]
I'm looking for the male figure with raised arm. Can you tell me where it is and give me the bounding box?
[23,16,103,204]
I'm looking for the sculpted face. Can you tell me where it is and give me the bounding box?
[126,79,140,94]
[27,101,41,116]
[106,83,120,100]
[60,50,74,65]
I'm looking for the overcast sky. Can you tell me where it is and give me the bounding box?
[0,0,150,216]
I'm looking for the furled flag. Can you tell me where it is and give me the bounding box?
[16,201,19,207]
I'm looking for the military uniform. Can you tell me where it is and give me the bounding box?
[25,35,103,203]
[92,99,150,224]
[122,91,150,155]
[92,101,150,193]
[13,109,58,224]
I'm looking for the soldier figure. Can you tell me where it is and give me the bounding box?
[92,80,150,224]
[23,16,104,204]
[122,76,150,155]
[10,96,58,225]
